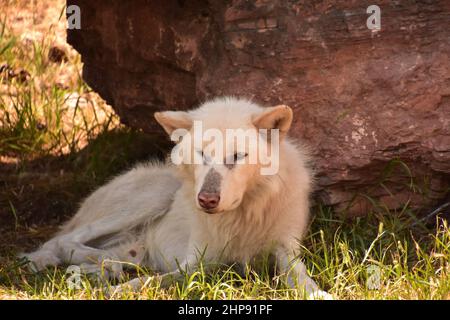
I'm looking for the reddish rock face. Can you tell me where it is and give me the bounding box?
[67,0,450,215]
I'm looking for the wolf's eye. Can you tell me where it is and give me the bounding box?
[197,150,210,165]
[233,152,248,162]
[225,152,248,169]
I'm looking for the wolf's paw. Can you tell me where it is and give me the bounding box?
[105,276,155,298]
[18,250,61,272]
[79,261,124,281]
[105,283,128,298]
[98,257,124,280]
[104,279,139,298]
[308,290,334,300]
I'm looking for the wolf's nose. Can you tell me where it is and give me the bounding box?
[198,192,220,210]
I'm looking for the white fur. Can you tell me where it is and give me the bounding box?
[21,97,331,299]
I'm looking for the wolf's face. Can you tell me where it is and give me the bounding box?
[189,127,259,213]
[155,98,293,214]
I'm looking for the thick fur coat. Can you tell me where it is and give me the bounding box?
[21,97,330,299]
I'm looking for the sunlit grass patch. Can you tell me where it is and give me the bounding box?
[0,8,119,161]
[303,207,450,299]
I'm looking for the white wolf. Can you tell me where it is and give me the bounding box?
[21,97,331,299]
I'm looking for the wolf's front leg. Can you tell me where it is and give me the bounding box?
[276,250,333,300]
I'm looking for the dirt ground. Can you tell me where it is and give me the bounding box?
[1,130,171,254]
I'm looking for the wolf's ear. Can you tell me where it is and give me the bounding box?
[154,111,192,136]
[252,105,293,138]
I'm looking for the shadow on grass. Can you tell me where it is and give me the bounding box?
[0,128,172,255]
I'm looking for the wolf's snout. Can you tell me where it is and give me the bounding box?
[198,192,220,211]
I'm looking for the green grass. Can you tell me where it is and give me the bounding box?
[0,2,449,300]
[0,208,449,300]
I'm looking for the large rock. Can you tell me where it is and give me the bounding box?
[67,0,450,214]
